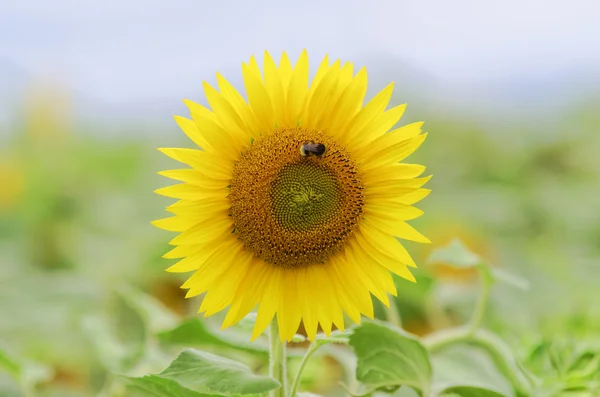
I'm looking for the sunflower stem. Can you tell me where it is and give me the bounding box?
[386,296,402,328]
[290,342,319,397]
[469,263,493,334]
[269,320,287,397]
[423,327,535,395]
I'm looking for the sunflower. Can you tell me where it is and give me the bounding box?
[153,50,431,342]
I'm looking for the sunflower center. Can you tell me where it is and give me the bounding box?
[229,127,364,268]
[271,163,341,232]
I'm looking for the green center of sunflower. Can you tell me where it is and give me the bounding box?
[229,127,364,268]
[271,163,342,232]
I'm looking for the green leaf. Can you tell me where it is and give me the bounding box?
[424,328,532,396]
[490,268,530,290]
[81,312,145,372]
[292,334,307,343]
[235,313,258,333]
[430,344,514,397]
[125,349,280,396]
[117,285,179,333]
[0,349,20,378]
[127,375,219,397]
[567,351,600,380]
[427,239,481,269]
[0,373,21,397]
[438,385,506,397]
[349,321,432,395]
[157,318,270,357]
[0,346,53,395]
[426,238,529,291]
[315,330,351,346]
[89,289,178,374]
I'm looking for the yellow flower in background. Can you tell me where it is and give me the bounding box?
[23,83,72,144]
[425,220,494,282]
[0,153,24,212]
[154,50,431,342]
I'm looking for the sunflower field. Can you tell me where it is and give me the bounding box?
[1,53,600,397]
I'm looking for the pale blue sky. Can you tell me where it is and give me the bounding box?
[1,0,599,105]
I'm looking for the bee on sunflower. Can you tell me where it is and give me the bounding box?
[154,50,431,342]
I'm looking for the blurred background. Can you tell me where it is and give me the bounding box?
[1,0,600,396]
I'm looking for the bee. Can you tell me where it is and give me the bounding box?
[300,141,327,158]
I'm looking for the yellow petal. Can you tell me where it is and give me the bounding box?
[203,81,250,146]
[248,55,263,80]
[287,50,309,124]
[166,234,238,272]
[362,163,426,185]
[278,51,293,89]
[354,232,416,282]
[368,188,432,207]
[153,205,230,232]
[328,67,368,139]
[364,216,430,244]
[359,220,418,268]
[263,51,287,127]
[216,72,259,137]
[278,269,302,342]
[295,267,317,340]
[158,148,232,179]
[308,54,330,96]
[165,197,229,216]
[325,256,362,323]
[252,266,280,340]
[152,216,196,232]
[360,122,424,160]
[158,169,229,189]
[345,82,394,142]
[242,61,275,133]
[162,244,201,259]
[222,259,270,328]
[168,217,233,245]
[395,188,431,205]
[351,104,407,152]
[183,240,244,296]
[336,62,354,93]
[199,251,253,316]
[361,133,428,171]
[304,59,341,129]
[316,61,355,130]
[307,264,338,336]
[182,100,240,160]
[345,242,390,306]
[173,115,211,150]
[154,184,228,200]
[365,203,425,221]
[299,54,330,124]
[166,242,221,272]
[328,251,374,319]
[353,241,399,295]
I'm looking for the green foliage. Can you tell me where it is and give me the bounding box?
[349,321,432,396]
[0,346,53,396]
[427,239,480,269]
[125,349,279,397]
[523,338,600,396]
[431,344,514,396]
[438,386,505,397]
[3,86,600,397]
[158,318,270,356]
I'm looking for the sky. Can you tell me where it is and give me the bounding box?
[1,0,600,115]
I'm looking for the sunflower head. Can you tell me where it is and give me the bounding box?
[154,50,431,342]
